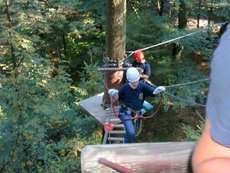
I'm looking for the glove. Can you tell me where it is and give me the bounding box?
[153,86,165,95]
[108,89,118,96]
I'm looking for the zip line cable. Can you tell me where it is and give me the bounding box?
[150,78,208,107]
[124,21,230,107]
[105,21,229,108]
[164,92,206,107]
[165,78,210,88]
[127,28,205,56]
[126,20,230,58]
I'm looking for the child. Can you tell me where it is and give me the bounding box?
[108,67,165,143]
[132,50,151,81]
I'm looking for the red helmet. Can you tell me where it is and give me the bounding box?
[134,50,144,62]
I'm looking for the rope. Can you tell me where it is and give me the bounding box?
[121,94,164,121]
[126,20,230,58]
[165,78,209,88]
[164,79,208,107]
[149,79,207,107]
[111,97,118,117]
[165,92,206,107]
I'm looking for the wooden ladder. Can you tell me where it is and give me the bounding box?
[102,118,125,144]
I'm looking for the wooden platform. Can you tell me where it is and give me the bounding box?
[81,141,195,173]
[79,93,121,125]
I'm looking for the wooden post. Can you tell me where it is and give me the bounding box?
[103,0,126,105]
[81,142,195,173]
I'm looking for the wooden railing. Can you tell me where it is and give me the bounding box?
[81,141,195,173]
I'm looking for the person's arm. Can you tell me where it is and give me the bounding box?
[108,89,119,101]
[142,62,151,80]
[192,118,230,173]
[139,73,149,80]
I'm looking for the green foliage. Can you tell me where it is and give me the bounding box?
[0,0,230,172]
[182,120,204,140]
[71,61,104,118]
[162,58,208,110]
[65,26,105,80]
[62,1,106,81]
[0,59,76,172]
[77,60,103,96]
[209,0,230,20]
[126,12,169,51]
[0,1,106,171]
[0,57,102,172]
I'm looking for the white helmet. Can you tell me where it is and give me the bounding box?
[126,67,140,83]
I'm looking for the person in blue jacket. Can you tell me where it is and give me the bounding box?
[108,67,165,143]
[132,50,151,81]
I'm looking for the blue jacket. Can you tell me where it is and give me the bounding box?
[132,61,151,77]
[118,82,155,112]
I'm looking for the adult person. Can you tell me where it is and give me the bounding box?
[132,50,151,81]
[108,67,165,143]
[192,23,230,173]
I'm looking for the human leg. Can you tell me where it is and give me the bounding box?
[119,112,135,143]
[135,110,144,133]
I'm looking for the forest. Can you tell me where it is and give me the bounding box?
[0,0,230,172]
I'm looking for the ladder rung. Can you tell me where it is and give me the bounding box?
[108,137,124,141]
[105,111,119,115]
[109,130,125,134]
[108,118,121,122]
[105,118,121,123]
[113,124,124,128]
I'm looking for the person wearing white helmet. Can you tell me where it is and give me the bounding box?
[108,67,165,143]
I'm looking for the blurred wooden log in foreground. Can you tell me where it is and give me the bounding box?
[81,141,195,173]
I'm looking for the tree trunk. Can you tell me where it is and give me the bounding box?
[174,0,187,60]
[5,0,16,69]
[103,0,126,106]
[178,0,187,29]
[197,0,202,28]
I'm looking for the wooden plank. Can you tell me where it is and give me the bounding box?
[79,93,121,125]
[108,137,124,141]
[112,124,124,128]
[81,142,195,173]
[98,67,130,71]
[98,67,141,71]
[108,130,126,134]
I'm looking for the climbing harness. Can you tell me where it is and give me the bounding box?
[103,91,164,143]
[120,93,164,121]
[111,93,164,134]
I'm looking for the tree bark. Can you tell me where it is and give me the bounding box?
[103,0,126,105]
[5,0,16,69]
[197,0,202,28]
[178,0,187,29]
